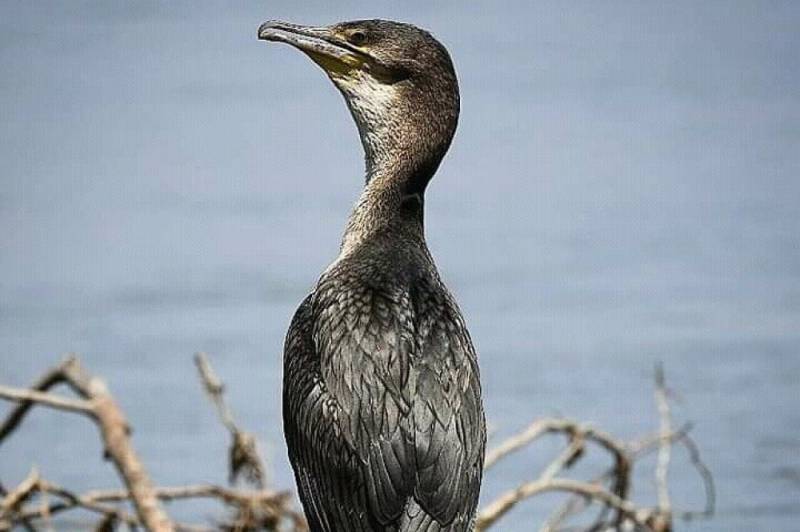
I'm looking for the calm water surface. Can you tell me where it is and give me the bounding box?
[1,2,799,530]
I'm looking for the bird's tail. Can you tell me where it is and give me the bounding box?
[397,499,474,532]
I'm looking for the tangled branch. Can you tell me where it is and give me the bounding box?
[0,355,304,532]
[475,364,715,531]
[0,356,712,531]
[0,355,172,531]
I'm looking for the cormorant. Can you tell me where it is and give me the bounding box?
[258,19,486,531]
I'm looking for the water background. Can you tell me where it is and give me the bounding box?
[1,2,799,530]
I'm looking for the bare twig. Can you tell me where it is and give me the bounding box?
[653,362,672,532]
[539,434,584,482]
[194,352,266,489]
[476,478,648,531]
[0,358,82,443]
[14,482,297,531]
[8,478,225,532]
[194,353,237,434]
[62,357,175,531]
[484,419,551,470]
[9,478,213,532]
[675,433,716,521]
[94,484,288,505]
[1,355,710,532]
[0,386,93,417]
[34,489,51,532]
[484,418,631,521]
[0,356,174,532]
[0,479,37,532]
[479,368,713,531]
[629,422,693,456]
[35,479,140,526]
[540,423,694,532]
[539,477,601,532]
[0,467,40,526]
[90,484,304,530]
[486,419,628,476]
[477,421,635,531]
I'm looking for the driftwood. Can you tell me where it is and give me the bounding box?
[475,362,714,531]
[0,355,713,531]
[0,356,171,531]
[0,355,301,532]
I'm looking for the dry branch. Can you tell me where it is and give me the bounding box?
[0,358,84,442]
[653,362,673,531]
[0,386,93,417]
[30,478,141,527]
[476,477,647,531]
[0,355,710,532]
[13,481,299,532]
[674,433,716,521]
[0,467,40,526]
[0,356,173,531]
[475,365,714,531]
[194,352,267,489]
[539,422,693,532]
[0,354,306,531]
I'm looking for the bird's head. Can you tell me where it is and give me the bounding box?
[258,19,459,190]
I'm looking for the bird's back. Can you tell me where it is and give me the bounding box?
[283,236,485,531]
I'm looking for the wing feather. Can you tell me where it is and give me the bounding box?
[283,262,485,531]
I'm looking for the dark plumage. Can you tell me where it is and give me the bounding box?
[258,19,486,531]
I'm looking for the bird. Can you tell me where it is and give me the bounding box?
[258,19,486,531]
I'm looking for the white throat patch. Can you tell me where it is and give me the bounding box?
[332,71,403,164]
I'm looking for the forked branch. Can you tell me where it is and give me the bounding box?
[1,356,710,531]
[475,365,714,531]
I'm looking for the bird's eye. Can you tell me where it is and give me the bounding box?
[348,31,367,46]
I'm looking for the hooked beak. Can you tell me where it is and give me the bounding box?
[257,20,364,75]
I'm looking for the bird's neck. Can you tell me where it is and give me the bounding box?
[336,81,459,259]
[339,157,427,257]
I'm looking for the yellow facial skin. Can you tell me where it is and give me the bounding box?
[307,29,368,78]
[307,49,364,78]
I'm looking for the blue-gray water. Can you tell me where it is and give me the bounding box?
[1,1,798,530]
